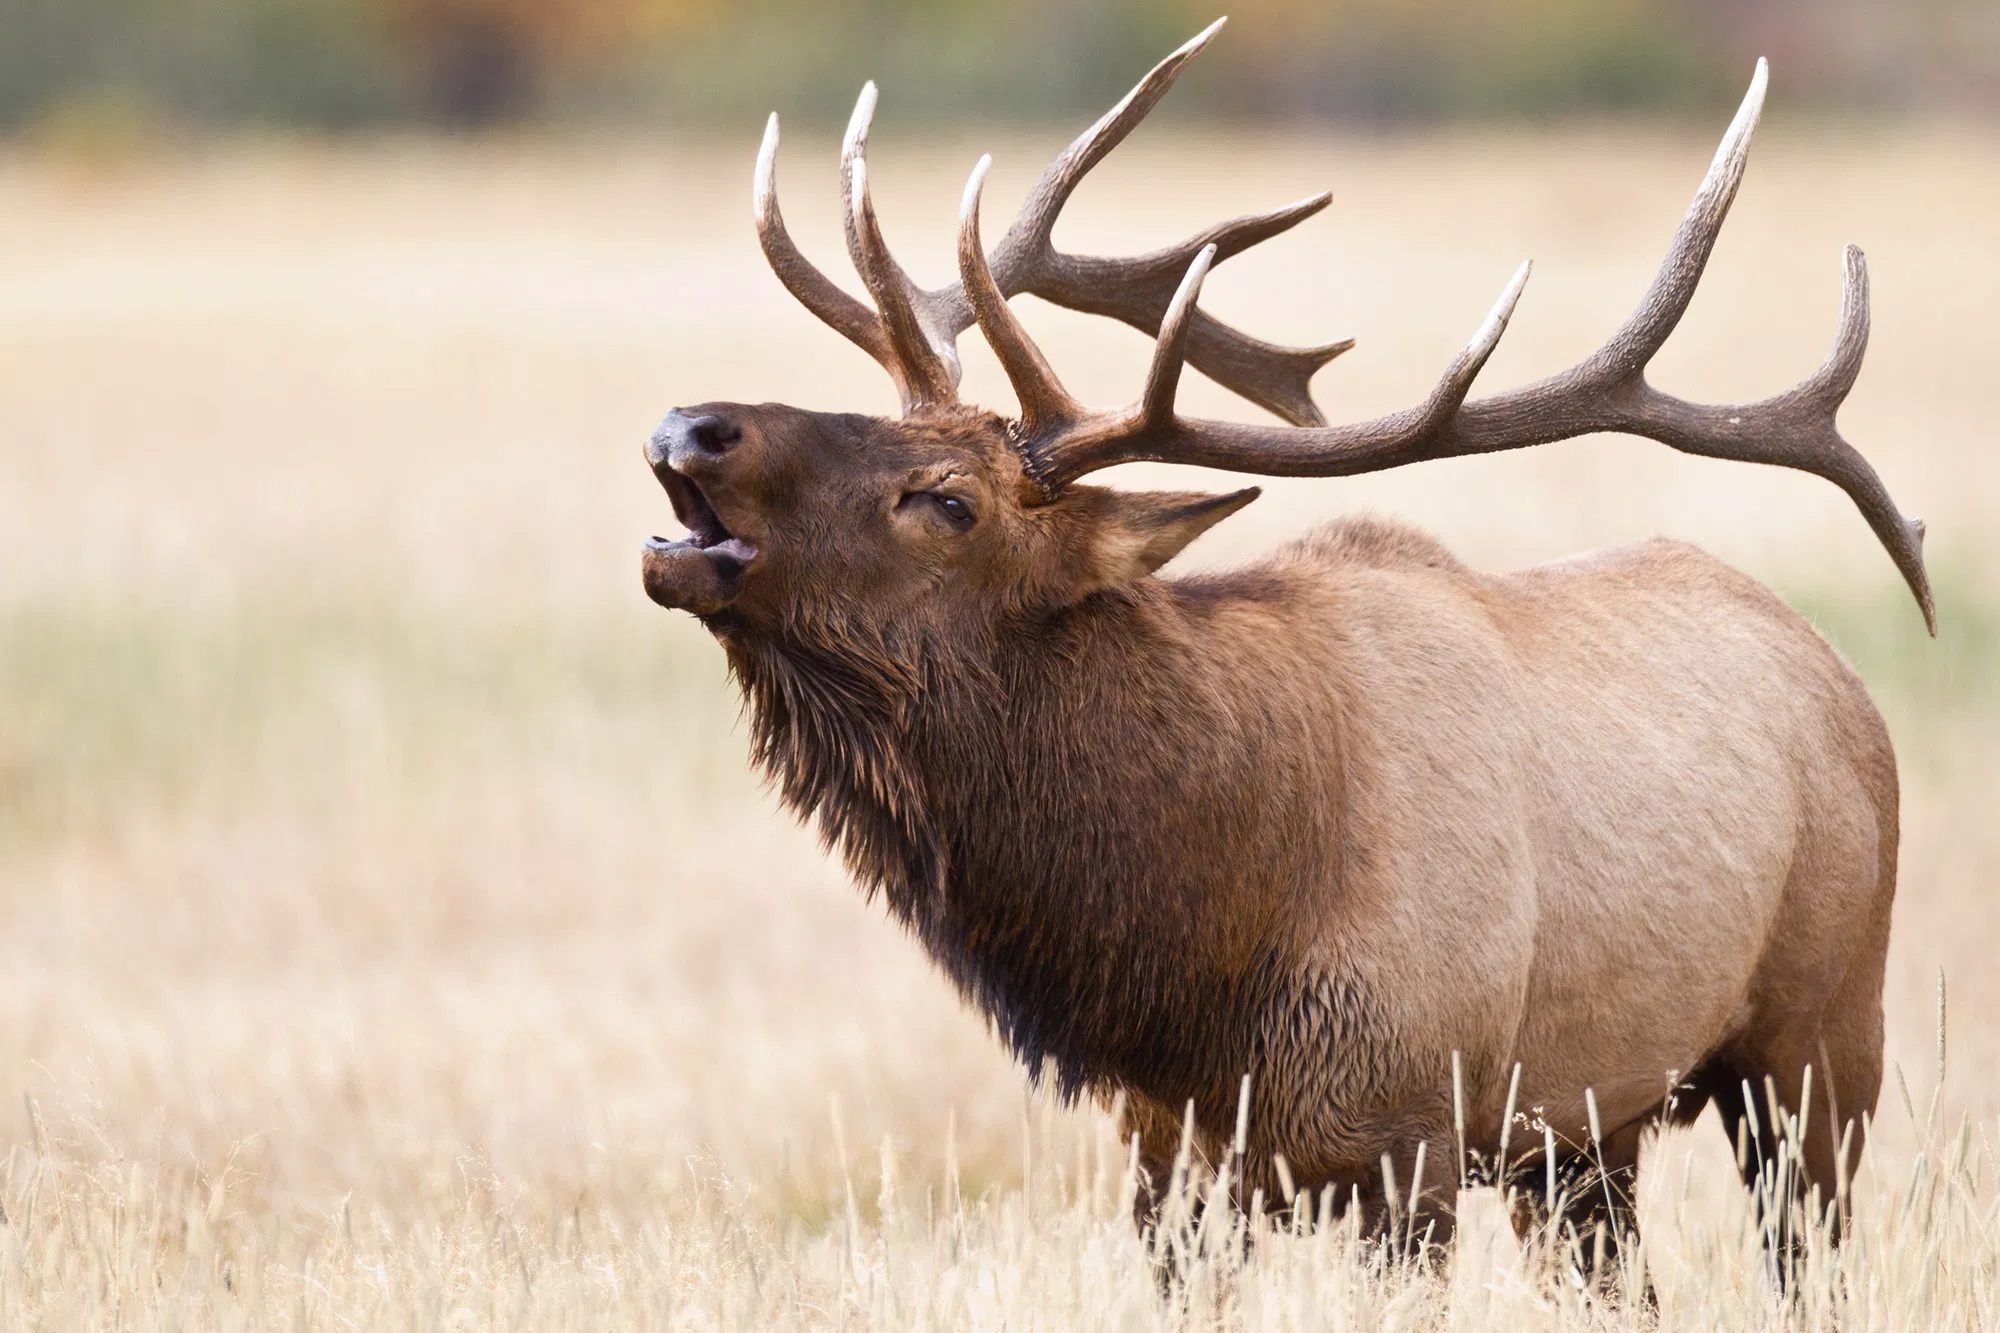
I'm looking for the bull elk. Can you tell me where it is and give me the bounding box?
[638,19,1929,1276]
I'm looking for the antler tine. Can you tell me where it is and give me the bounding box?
[996,16,1229,255]
[753,113,900,376]
[838,83,938,344]
[951,16,1351,424]
[958,157,1080,437]
[976,17,1349,426]
[1391,260,1535,453]
[1137,243,1219,428]
[1009,242,1225,494]
[1812,242,1870,403]
[837,83,877,264]
[847,152,959,410]
[749,22,1348,423]
[1191,191,1339,266]
[1021,61,1934,633]
[1675,242,1932,634]
[1588,58,1767,381]
[1025,192,1353,427]
[1024,258,1530,486]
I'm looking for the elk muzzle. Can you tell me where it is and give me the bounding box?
[642,408,759,615]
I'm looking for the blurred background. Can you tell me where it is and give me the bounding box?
[0,0,1996,1322]
[2,0,1997,142]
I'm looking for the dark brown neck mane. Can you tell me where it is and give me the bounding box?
[714,568,1342,1115]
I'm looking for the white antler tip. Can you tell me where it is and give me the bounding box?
[1154,243,1217,369]
[754,114,780,212]
[960,155,993,224]
[844,83,879,154]
[1167,243,1216,319]
[1494,258,1533,318]
[1164,16,1228,64]
[1469,260,1533,355]
[1719,59,1769,162]
[1745,58,1769,115]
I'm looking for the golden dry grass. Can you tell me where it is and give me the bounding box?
[0,118,1997,1327]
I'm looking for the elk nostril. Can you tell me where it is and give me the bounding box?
[686,414,741,455]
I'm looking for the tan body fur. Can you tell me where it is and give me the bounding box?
[1113,518,1894,1238]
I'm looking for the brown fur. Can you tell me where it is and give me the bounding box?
[639,399,1897,1266]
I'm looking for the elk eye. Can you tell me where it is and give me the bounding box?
[929,493,975,530]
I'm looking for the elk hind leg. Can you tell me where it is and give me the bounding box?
[1726,865,1889,1260]
[1713,994,1882,1281]
[1506,1118,1648,1298]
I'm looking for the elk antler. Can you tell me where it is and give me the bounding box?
[970,59,1935,634]
[753,17,1352,421]
[958,156,1217,464]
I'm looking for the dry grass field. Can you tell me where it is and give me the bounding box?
[1,115,1997,1326]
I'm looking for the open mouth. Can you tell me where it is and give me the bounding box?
[642,467,759,615]
[648,471,759,572]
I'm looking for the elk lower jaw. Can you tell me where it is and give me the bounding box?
[641,534,758,614]
[642,472,759,614]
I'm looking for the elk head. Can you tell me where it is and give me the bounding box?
[642,18,1935,645]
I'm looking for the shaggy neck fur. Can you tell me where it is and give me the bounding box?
[717,568,1338,1117]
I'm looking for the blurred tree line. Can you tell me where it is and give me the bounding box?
[0,0,1992,136]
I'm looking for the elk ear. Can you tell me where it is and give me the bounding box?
[1078,486,1261,588]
